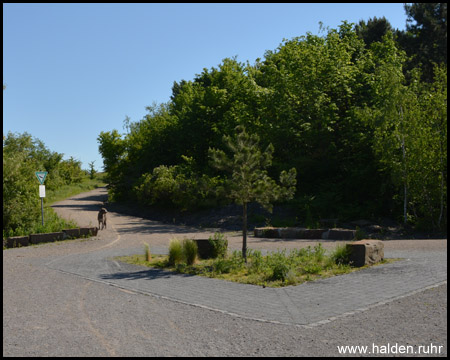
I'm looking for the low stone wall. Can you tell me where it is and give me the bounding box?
[3,227,99,249]
[4,236,29,248]
[323,229,356,240]
[79,227,98,237]
[29,232,64,245]
[254,227,356,240]
[62,228,80,239]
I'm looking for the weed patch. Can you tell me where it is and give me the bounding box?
[116,243,398,288]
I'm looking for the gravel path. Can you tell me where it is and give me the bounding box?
[3,187,447,357]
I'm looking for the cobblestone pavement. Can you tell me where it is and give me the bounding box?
[41,239,446,328]
[33,187,448,327]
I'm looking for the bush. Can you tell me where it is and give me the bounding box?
[330,244,352,265]
[168,239,184,265]
[267,251,291,281]
[208,232,228,258]
[213,258,233,274]
[132,158,226,211]
[182,238,198,265]
[247,249,267,274]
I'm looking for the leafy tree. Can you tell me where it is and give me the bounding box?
[209,126,296,261]
[363,33,447,230]
[3,132,86,237]
[97,129,127,200]
[3,142,40,236]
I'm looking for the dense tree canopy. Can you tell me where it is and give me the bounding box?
[3,132,86,237]
[98,15,447,232]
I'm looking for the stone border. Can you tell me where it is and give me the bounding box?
[3,227,98,249]
[254,227,356,240]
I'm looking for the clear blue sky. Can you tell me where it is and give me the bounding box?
[3,3,408,171]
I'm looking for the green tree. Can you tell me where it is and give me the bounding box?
[3,143,40,236]
[355,16,394,47]
[209,126,296,262]
[364,33,447,230]
[88,161,96,179]
[3,132,85,236]
[97,129,127,200]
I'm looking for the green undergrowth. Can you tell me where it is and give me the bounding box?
[3,173,107,240]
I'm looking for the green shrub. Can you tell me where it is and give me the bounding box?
[213,258,233,274]
[168,239,183,265]
[208,232,228,258]
[247,249,267,274]
[301,263,322,274]
[182,238,198,265]
[133,158,226,211]
[313,243,326,262]
[228,250,246,271]
[330,244,352,265]
[267,251,290,281]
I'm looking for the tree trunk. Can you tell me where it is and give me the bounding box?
[242,202,248,263]
[399,131,408,225]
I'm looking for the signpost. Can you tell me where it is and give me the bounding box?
[35,172,48,226]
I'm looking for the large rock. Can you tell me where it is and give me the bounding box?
[346,240,384,267]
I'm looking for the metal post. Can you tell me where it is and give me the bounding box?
[41,197,44,226]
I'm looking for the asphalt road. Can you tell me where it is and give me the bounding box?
[3,187,447,357]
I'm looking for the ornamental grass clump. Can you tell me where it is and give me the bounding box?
[182,238,198,265]
[168,238,183,265]
[330,244,352,265]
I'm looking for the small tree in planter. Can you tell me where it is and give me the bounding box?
[209,126,297,262]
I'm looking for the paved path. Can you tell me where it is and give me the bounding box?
[41,243,446,328]
[41,187,447,327]
[3,187,447,356]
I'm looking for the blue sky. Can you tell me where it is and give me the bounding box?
[3,3,408,171]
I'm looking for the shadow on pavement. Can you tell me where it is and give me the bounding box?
[99,266,195,282]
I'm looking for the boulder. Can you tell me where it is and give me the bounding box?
[346,240,384,267]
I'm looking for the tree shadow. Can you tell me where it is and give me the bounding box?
[99,266,195,282]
